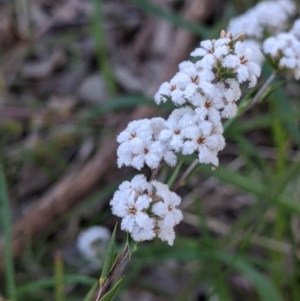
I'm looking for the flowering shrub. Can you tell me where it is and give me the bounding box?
[111,31,261,246]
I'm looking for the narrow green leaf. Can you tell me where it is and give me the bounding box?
[214,252,283,301]
[200,165,300,215]
[16,275,95,297]
[0,164,16,301]
[129,0,210,37]
[273,159,300,200]
[91,0,116,95]
[136,241,283,301]
[167,159,183,188]
[271,86,300,147]
[100,277,123,301]
[83,282,98,301]
[100,224,118,283]
[84,96,154,121]
[54,253,65,301]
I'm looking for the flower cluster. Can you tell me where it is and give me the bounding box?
[111,31,261,245]
[118,34,260,170]
[227,0,296,65]
[263,19,300,80]
[117,117,177,170]
[227,0,295,40]
[153,33,260,166]
[110,175,183,245]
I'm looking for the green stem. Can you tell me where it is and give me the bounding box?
[0,164,16,301]
[54,253,65,301]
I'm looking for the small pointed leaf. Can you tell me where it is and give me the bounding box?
[100,224,118,282]
[99,277,123,301]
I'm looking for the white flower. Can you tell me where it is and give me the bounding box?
[191,38,231,70]
[263,32,300,80]
[191,38,230,59]
[110,177,183,245]
[117,117,177,169]
[151,181,183,228]
[291,19,300,40]
[120,194,154,232]
[216,79,241,118]
[192,93,222,123]
[227,0,295,40]
[242,40,264,65]
[131,139,164,170]
[159,107,195,152]
[181,123,225,166]
[222,41,261,87]
[77,226,111,262]
[131,225,156,242]
[110,175,152,217]
[157,222,176,246]
[228,12,261,39]
[111,176,155,239]
[154,72,189,105]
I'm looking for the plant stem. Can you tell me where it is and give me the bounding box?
[245,72,277,111]
[173,159,198,190]
[95,164,163,301]
[91,0,116,96]
[95,244,129,301]
[150,161,165,182]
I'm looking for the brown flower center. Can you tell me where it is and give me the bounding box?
[240,55,248,64]
[129,206,137,215]
[170,85,176,92]
[191,75,199,83]
[205,101,212,109]
[174,129,181,135]
[144,148,149,154]
[197,137,206,145]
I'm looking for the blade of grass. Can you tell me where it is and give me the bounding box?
[270,98,289,289]
[199,164,300,214]
[16,275,95,297]
[0,164,16,301]
[100,224,118,284]
[195,202,233,301]
[91,0,116,95]
[167,159,183,188]
[271,82,300,147]
[130,0,208,36]
[136,241,283,301]
[54,253,65,301]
